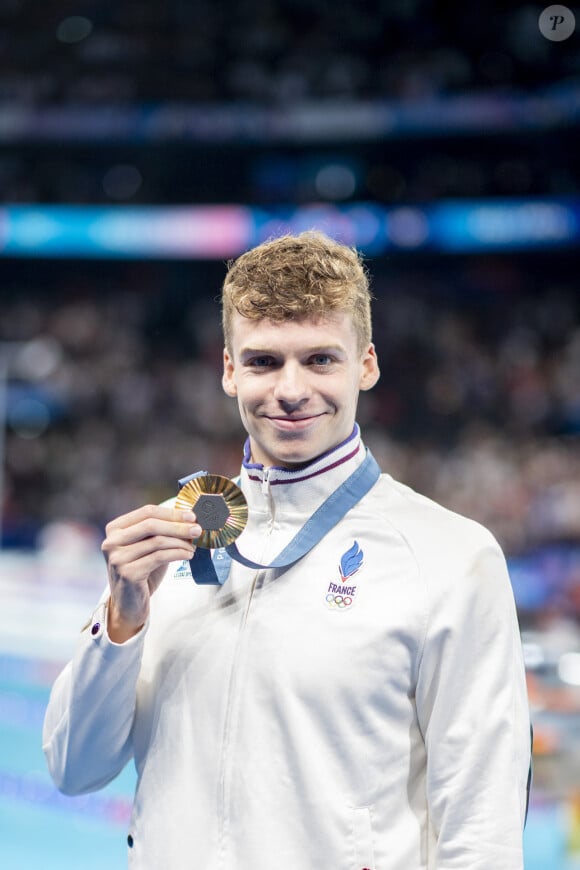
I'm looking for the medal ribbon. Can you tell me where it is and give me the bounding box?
[180,449,381,585]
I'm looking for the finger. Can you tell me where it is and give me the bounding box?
[104,533,197,567]
[103,517,202,552]
[107,543,197,584]
[106,504,198,533]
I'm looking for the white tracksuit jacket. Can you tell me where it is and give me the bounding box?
[43,430,531,870]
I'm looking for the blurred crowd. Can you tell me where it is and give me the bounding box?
[2,132,578,207]
[1,0,576,105]
[1,254,579,560]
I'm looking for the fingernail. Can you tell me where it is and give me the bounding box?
[181,510,196,521]
[189,526,202,538]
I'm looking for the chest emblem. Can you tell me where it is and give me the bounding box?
[325,541,363,610]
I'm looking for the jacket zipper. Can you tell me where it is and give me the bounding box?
[218,471,274,868]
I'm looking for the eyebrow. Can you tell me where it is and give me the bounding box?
[239,344,347,358]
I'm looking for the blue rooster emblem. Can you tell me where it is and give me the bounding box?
[339,541,364,582]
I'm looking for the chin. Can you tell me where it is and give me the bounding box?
[272,443,325,468]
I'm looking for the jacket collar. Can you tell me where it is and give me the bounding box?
[239,425,365,517]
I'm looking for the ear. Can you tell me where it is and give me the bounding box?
[359,343,380,391]
[222,347,238,397]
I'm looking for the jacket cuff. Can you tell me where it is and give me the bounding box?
[82,599,149,657]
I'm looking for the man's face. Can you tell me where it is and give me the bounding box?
[222,311,380,468]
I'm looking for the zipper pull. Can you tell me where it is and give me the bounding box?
[261,467,271,495]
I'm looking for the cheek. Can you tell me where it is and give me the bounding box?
[332,378,359,406]
[235,380,264,410]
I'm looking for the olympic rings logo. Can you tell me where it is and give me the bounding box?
[325,593,353,608]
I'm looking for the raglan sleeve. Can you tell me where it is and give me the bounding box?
[414,527,531,870]
[42,594,146,796]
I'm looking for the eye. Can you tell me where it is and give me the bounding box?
[310,354,333,366]
[248,356,274,368]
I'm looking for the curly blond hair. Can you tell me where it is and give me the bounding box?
[222,231,373,354]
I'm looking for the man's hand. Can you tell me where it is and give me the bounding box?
[101,505,201,643]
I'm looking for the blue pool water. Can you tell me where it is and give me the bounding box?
[0,651,136,869]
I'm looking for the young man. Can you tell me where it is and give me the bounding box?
[43,232,531,869]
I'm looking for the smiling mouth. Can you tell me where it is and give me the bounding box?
[266,414,324,430]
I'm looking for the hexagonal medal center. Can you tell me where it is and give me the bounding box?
[193,493,230,530]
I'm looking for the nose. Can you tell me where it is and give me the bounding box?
[272,360,310,408]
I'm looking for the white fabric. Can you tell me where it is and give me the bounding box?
[43,432,530,869]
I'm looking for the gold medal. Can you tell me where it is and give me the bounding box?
[175,474,248,549]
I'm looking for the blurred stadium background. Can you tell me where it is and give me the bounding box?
[1,1,579,867]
